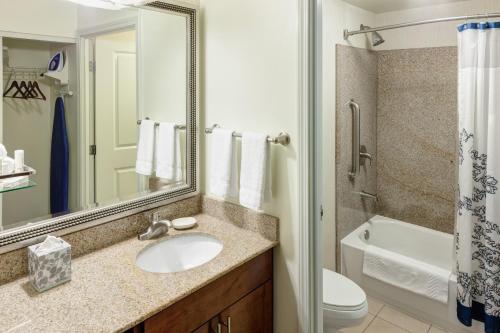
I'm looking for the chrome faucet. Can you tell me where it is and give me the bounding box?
[358,190,378,202]
[360,152,373,165]
[138,212,171,241]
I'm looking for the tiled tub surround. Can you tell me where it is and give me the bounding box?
[0,196,278,332]
[335,46,457,261]
[376,47,457,234]
[335,45,378,268]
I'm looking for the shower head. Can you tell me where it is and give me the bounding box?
[371,31,385,46]
[360,24,385,47]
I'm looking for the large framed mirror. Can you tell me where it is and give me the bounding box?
[0,0,198,251]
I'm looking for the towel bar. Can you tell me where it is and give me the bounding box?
[205,124,290,146]
[137,119,186,130]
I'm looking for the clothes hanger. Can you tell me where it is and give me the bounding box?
[3,67,13,93]
[27,81,37,98]
[2,70,22,98]
[14,80,30,99]
[3,80,26,99]
[32,81,46,100]
[3,80,19,97]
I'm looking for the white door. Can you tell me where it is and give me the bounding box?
[95,29,137,204]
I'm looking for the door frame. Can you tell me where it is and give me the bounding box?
[298,0,322,332]
[78,18,139,208]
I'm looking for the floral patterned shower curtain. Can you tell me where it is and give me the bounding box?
[456,22,500,333]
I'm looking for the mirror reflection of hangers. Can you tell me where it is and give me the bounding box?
[32,81,46,100]
[3,69,47,100]
[27,81,36,98]
[3,80,23,99]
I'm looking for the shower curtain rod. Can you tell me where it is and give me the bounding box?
[344,12,500,39]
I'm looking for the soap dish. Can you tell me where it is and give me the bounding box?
[172,217,197,230]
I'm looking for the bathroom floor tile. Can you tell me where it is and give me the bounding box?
[367,296,385,315]
[340,313,375,333]
[364,318,410,333]
[428,326,448,333]
[378,306,430,333]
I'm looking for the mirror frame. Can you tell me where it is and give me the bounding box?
[0,1,199,253]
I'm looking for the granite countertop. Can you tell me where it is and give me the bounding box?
[0,213,278,333]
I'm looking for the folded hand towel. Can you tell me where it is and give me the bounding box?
[210,129,238,199]
[239,132,271,210]
[363,245,450,304]
[136,119,155,176]
[156,122,182,181]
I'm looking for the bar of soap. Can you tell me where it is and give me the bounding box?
[172,217,197,230]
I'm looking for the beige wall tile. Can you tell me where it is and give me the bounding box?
[335,44,378,269]
[378,306,430,333]
[365,318,409,333]
[376,47,457,234]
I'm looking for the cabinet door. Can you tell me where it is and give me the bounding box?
[192,319,219,333]
[218,280,273,333]
[144,251,272,333]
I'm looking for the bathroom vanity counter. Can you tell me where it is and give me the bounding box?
[0,213,278,333]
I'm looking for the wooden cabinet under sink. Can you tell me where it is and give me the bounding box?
[127,250,273,333]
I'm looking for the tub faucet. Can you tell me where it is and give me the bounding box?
[138,212,171,241]
[355,190,378,202]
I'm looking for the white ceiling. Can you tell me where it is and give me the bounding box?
[343,0,467,14]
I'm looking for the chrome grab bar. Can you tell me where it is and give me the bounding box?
[346,99,360,179]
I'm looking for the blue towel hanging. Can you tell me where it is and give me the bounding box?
[50,97,69,215]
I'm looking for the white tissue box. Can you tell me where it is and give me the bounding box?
[28,236,71,292]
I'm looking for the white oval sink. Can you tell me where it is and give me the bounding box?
[136,233,223,273]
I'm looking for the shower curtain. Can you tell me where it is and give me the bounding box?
[456,22,500,333]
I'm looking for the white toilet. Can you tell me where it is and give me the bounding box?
[323,269,368,332]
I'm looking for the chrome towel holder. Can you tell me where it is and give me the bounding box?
[205,124,290,146]
[137,118,186,130]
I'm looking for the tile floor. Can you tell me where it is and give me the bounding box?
[340,295,450,333]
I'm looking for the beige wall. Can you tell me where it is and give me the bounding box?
[200,0,299,331]
[139,9,186,125]
[0,0,77,39]
[2,40,57,226]
[373,0,500,50]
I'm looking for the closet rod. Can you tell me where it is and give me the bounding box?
[136,119,186,130]
[205,124,291,146]
[344,12,500,39]
[3,66,47,74]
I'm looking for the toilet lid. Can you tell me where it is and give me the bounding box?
[323,269,366,311]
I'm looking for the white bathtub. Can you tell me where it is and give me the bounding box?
[341,215,483,333]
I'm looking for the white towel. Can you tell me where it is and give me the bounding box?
[209,129,238,199]
[363,245,450,304]
[136,119,155,176]
[239,132,271,211]
[156,122,182,181]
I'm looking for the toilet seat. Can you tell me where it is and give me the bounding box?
[323,269,368,331]
[323,269,367,311]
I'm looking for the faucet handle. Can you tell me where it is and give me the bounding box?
[360,152,373,166]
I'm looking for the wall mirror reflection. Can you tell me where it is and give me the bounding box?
[0,0,192,232]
